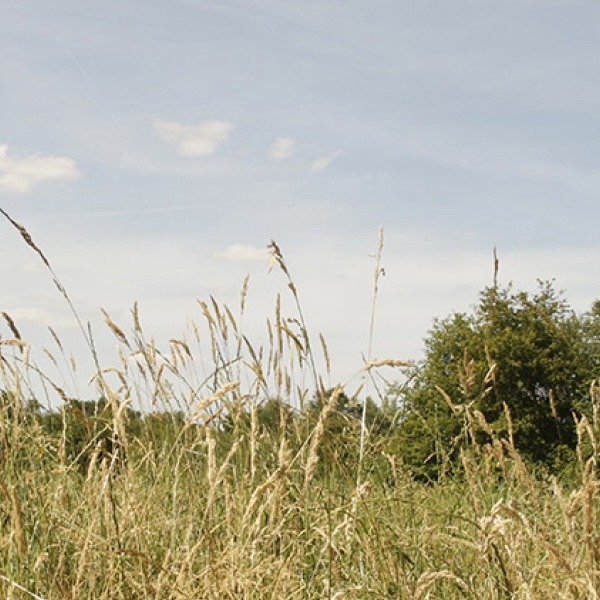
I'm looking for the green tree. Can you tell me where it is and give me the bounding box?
[395,281,594,478]
[580,299,600,380]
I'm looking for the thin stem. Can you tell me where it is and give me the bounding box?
[358,226,384,485]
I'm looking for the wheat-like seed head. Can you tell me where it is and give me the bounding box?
[413,570,469,599]
[1,311,21,342]
[47,326,64,353]
[363,358,412,370]
[101,308,130,347]
[304,386,342,488]
[189,381,240,423]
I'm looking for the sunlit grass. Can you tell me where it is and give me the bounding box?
[0,209,598,598]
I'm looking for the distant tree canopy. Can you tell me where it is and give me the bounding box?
[393,280,600,478]
[6,280,600,483]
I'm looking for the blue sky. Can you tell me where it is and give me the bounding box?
[2,1,600,400]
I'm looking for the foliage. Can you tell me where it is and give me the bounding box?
[394,281,599,478]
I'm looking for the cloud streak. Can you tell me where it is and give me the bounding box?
[213,244,268,262]
[268,137,295,160]
[0,145,79,193]
[6,307,78,328]
[154,120,234,157]
[310,150,343,171]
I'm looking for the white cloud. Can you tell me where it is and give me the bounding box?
[213,244,268,262]
[6,307,77,328]
[310,150,343,171]
[154,120,233,157]
[268,137,295,160]
[0,145,79,193]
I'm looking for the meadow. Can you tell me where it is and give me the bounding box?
[0,217,598,599]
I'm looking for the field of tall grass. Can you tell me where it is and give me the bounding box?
[0,215,599,598]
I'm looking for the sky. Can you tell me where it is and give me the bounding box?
[1,0,600,404]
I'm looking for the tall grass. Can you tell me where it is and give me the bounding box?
[0,210,599,598]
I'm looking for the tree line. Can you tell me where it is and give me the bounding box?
[5,279,600,482]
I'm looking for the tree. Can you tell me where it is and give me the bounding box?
[394,281,595,478]
[579,299,600,379]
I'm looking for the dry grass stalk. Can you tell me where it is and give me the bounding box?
[581,458,599,578]
[339,480,372,545]
[203,429,242,523]
[0,207,51,269]
[42,348,59,370]
[319,332,331,378]
[0,208,108,396]
[499,435,537,500]
[487,438,509,480]
[250,399,258,484]
[413,570,469,599]
[223,304,238,336]
[170,338,192,363]
[47,326,64,353]
[241,455,290,533]
[243,335,267,390]
[0,575,46,600]
[436,384,458,414]
[1,312,21,342]
[473,409,494,437]
[304,386,342,488]
[101,308,130,348]
[275,294,283,356]
[189,381,239,424]
[358,226,385,485]
[503,401,515,449]
[576,414,594,471]
[268,240,319,394]
[591,380,600,431]
[0,338,27,352]
[0,481,26,560]
[458,348,476,398]
[363,358,412,370]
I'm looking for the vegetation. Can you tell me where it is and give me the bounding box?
[0,213,599,598]
[393,280,600,479]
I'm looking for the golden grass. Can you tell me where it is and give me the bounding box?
[0,210,599,598]
[1,315,600,598]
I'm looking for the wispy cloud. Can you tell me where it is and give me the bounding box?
[268,137,295,160]
[154,120,233,157]
[6,307,77,328]
[213,244,267,262]
[0,145,79,193]
[394,124,600,192]
[310,150,343,171]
